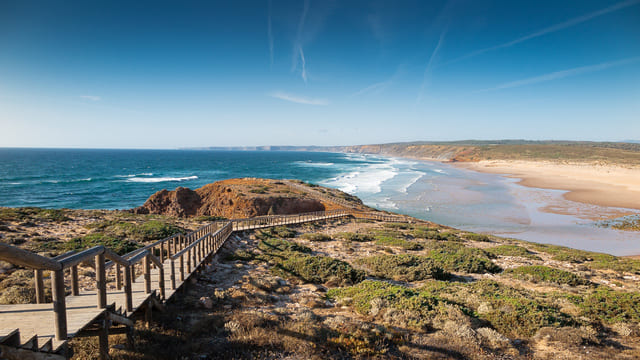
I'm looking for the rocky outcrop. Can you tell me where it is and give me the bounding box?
[133,178,328,218]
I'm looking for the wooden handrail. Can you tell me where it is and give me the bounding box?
[0,243,62,271]
[60,246,104,269]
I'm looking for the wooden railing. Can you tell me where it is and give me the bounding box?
[0,207,410,347]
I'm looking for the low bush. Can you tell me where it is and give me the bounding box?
[301,233,332,242]
[506,265,589,286]
[568,288,640,324]
[426,242,501,274]
[65,233,141,255]
[488,245,541,260]
[375,236,423,250]
[335,232,373,242]
[464,233,492,242]
[262,226,296,238]
[356,254,449,281]
[278,255,365,286]
[327,280,456,330]
[382,222,413,230]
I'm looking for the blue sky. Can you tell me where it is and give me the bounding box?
[1,0,639,148]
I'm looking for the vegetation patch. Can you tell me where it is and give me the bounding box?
[233,237,362,285]
[426,241,501,274]
[371,229,423,250]
[568,288,640,324]
[335,232,373,242]
[412,227,461,241]
[382,222,413,230]
[506,265,589,286]
[261,226,297,238]
[301,233,332,242]
[488,245,541,260]
[327,280,450,329]
[529,243,640,274]
[0,207,70,223]
[277,255,365,285]
[463,233,492,242]
[356,254,449,281]
[467,280,576,338]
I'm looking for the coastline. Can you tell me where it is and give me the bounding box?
[452,160,640,211]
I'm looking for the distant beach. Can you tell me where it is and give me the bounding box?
[457,160,640,211]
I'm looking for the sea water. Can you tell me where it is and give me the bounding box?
[1,148,638,255]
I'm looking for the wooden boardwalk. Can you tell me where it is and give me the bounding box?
[0,187,413,359]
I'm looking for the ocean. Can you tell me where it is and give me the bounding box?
[1,148,638,255]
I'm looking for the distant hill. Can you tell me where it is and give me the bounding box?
[190,140,640,165]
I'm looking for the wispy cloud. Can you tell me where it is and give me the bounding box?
[351,66,403,97]
[270,91,328,105]
[445,0,640,65]
[267,0,274,67]
[475,56,640,93]
[416,28,447,104]
[299,48,307,83]
[292,0,311,82]
[79,95,101,101]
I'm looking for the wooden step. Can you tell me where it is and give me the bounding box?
[38,338,52,352]
[0,328,20,347]
[20,334,38,352]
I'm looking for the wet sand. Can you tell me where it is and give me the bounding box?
[456,160,640,211]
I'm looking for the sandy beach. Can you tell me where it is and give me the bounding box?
[455,160,640,211]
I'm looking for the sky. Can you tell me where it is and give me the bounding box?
[0,0,639,148]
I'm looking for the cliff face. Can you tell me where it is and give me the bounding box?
[337,144,480,162]
[133,178,330,218]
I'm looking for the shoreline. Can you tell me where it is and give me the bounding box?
[451,160,640,211]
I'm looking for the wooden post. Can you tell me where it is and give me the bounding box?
[145,304,152,329]
[170,259,176,289]
[131,263,136,283]
[96,253,107,308]
[116,263,122,290]
[144,255,151,294]
[158,263,165,300]
[98,319,109,360]
[71,265,79,296]
[160,241,165,263]
[34,269,45,304]
[51,269,67,341]
[124,265,133,312]
[179,256,185,282]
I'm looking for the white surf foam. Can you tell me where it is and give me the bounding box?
[293,161,335,167]
[322,163,397,195]
[127,175,198,183]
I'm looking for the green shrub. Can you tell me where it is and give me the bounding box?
[529,243,640,274]
[261,226,296,238]
[382,222,413,230]
[278,255,365,285]
[426,242,501,274]
[335,232,374,242]
[375,236,423,250]
[412,228,460,241]
[569,288,640,324]
[469,280,575,338]
[301,233,332,242]
[488,245,541,260]
[356,255,449,281]
[506,265,589,286]
[257,237,311,254]
[66,233,141,255]
[0,207,70,223]
[464,233,492,242]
